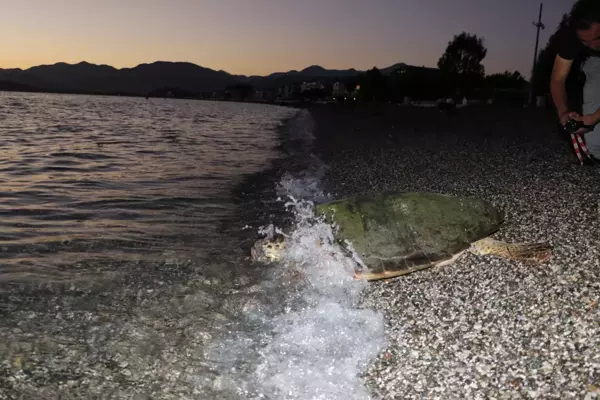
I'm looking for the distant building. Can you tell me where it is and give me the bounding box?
[277,84,301,99]
[253,90,266,101]
[253,88,277,101]
[350,84,360,99]
[278,84,293,99]
[332,81,348,98]
[300,81,324,92]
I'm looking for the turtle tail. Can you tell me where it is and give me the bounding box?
[471,237,552,264]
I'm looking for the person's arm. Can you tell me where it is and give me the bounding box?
[579,107,600,126]
[550,54,577,124]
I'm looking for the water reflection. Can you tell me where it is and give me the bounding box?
[0,92,296,281]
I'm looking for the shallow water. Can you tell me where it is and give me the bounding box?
[0,93,387,399]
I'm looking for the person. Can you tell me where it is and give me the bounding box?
[550,0,600,159]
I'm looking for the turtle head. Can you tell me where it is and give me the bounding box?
[250,235,287,263]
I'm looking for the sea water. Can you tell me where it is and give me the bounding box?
[0,92,386,400]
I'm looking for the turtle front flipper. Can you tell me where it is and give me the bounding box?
[355,263,436,281]
[470,237,552,264]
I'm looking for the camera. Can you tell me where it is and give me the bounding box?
[564,119,584,134]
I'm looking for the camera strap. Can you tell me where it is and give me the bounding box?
[569,132,593,165]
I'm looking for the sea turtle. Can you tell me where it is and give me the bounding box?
[250,191,552,281]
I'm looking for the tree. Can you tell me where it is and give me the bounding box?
[301,87,328,101]
[389,66,443,101]
[437,32,487,97]
[485,71,527,91]
[357,67,388,102]
[225,83,254,101]
[482,71,528,106]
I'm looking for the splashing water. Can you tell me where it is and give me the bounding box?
[206,109,387,400]
[275,110,330,204]
[275,153,331,202]
[251,196,387,400]
[208,191,387,399]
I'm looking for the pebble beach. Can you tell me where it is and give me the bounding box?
[1,98,598,400]
[307,103,600,399]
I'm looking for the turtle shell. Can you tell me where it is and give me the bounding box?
[314,192,504,274]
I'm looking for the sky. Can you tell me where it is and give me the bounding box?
[0,0,578,78]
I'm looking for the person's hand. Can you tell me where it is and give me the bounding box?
[569,113,599,135]
[573,113,600,127]
[559,110,580,125]
[558,111,598,135]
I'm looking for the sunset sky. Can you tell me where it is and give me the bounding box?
[1,0,577,77]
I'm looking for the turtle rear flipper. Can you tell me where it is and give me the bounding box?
[470,237,552,264]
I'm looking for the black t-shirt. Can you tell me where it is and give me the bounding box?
[556,26,600,61]
[556,28,587,60]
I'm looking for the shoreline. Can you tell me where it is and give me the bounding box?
[306,104,600,398]
[0,99,304,400]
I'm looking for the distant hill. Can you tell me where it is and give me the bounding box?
[0,61,237,95]
[0,60,421,96]
[0,80,38,92]
[240,64,365,89]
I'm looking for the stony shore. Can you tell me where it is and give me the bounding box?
[306,103,600,399]
[0,101,597,400]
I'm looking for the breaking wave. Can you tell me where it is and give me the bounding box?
[207,109,387,399]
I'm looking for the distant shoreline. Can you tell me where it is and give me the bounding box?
[1,88,552,116]
[0,87,310,107]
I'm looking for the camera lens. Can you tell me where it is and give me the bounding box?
[564,119,579,133]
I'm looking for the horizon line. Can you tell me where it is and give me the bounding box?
[0,59,408,76]
[0,59,521,78]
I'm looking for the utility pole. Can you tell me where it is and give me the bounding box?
[529,2,545,106]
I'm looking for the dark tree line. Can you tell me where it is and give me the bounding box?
[346,31,526,103]
[437,32,487,98]
[219,24,574,106]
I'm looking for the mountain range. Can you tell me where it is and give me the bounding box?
[0,61,415,96]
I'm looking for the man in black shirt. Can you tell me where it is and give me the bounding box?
[551,0,600,158]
